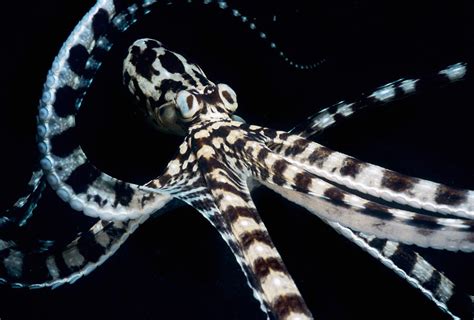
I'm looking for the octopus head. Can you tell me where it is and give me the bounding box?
[123,38,238,135]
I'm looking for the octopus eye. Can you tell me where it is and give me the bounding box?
[217,83,238,112]
[158,102,178,125]
[153,102,186,136]
[176,90,201,120]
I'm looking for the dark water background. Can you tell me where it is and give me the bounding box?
[1,0,474,319]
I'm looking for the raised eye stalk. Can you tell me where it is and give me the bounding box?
[217,83,238,112]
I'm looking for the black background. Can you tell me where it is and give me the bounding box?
[1,1,474,319]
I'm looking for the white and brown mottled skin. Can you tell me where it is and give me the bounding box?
[122,38,474,319]
[1,1,473,319]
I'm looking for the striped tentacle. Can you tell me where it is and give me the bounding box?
[0,1,146,228]
[183,192,272,319]
[207,170,312,318]
[326,221,473,320]
[360,232,473,319]
[140,140,276,319]
[0,143,199,288]
[264,129,474,221]
[0,215,148,289]
[290,62,468,138]
[186,150,313,319]
[270,65,474,220]
[37,1,176,221]
[206,1,324,70]
[1,169,45,230]
[146,172,281,319]
[285,72,474,319]
[243,136,474,251]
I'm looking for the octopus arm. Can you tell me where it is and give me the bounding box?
[1,168,45,230]
[195,162,314,320]
[268,63,473,220]
[262,178,474,252]
[184,194,274,320]
[290,62,468,138]
[266,129,474,221]
[0,215,148,289]
[33,1,176,221]
[284,70,473,319]
[247,142,474,252]
[327,221,473,319]
[147,158,314,319]
[41,149,172,221]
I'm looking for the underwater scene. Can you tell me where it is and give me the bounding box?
[0,0,474,319]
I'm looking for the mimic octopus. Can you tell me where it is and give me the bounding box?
[0,1,473,319]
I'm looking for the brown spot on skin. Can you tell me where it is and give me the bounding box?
[434,185,468,206]
[361,202,393,220]
[157,173,171,187]
[233,138,246,150]
[240,230,273,250]
[272,159,288,174]
[253,257,286,279]
[308,146,333,167]
[278,132,290,141]
[364,202,389,212]
[140,193,156,207]
[389,248,416,275]
[408,214,442,230]
[284,138,310,157]
[323,187,347,207]
[211,126,231,139]
[273,294,310,318]
[112,181,135,207]
[257,148,269,163]
[381,170,418,193]
[368,238,387,250]
[226,206,257,223]
[339,157,366,178]
[294,172,312,192]
[193,137,211,150]
[209,180,247,199]
[88,194,105,207]
[272,160,288,186]
[423,271,441,293]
